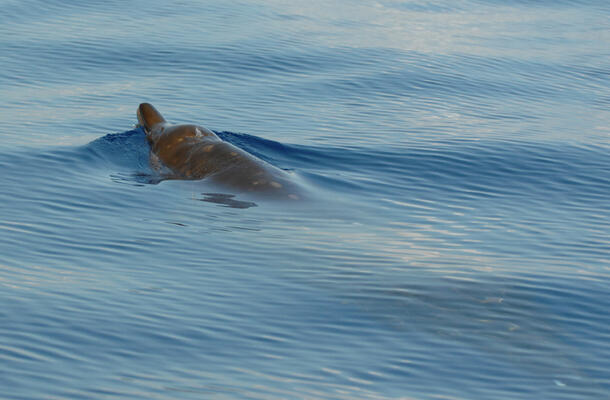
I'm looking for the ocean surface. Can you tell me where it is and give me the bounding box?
[1,1,609,399]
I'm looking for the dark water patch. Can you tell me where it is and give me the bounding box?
[84,127,150,170]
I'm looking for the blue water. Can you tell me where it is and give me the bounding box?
[1,1,609,398]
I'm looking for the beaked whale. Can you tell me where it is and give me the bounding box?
[137,103,301,199]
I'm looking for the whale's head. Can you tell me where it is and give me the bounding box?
[137,103,166,134]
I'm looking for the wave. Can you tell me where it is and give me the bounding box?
[9,129,597,207]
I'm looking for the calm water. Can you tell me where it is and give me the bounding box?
[1,1,609,399]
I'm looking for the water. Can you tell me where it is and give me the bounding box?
[1,1,609,398]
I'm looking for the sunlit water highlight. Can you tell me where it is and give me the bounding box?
[1,1,609,399]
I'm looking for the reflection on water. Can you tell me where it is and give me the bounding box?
[200,193,258,209]
[0,0,609,399]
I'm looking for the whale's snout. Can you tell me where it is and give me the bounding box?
[137,103,166,132]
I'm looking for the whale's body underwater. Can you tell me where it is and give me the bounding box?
[137,103,302,199]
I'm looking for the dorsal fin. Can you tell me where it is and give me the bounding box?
[137,103,166,131]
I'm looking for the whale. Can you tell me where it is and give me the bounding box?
[137,103,301,199]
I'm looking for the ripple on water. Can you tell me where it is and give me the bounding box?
[1,0,610,398]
